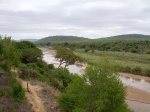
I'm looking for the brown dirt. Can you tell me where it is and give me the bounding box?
[17,78,60,112]
[119,72,150,104]
[17,78,46,112]
[119,72,150,82]
[126,85,150,104]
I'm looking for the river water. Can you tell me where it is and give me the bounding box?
[42,48,150,112]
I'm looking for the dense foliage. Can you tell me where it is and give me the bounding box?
[0,36,21,71]
[53,46,83,67]
[37,39,150,54]
[0,36,31,112]
[16,41,42,63]
[58,61,132,112]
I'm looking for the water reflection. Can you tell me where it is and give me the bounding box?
[43,51,83,75]
[119,76,150,93]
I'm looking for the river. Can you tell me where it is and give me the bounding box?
[42,48,150,112]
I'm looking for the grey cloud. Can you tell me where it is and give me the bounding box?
[0,0,150,39]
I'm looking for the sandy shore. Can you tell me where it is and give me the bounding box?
[119,72,150,104]
[119,72,150,82]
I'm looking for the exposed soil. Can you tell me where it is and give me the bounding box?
[17,78,60,112]
[126,85,150,104]
[119,72,150,104]
[119,72,150,82]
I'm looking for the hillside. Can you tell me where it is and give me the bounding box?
[100,34,150,40]
[35,36,89,43]
[35,34,150,44]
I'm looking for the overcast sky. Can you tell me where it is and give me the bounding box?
[0,0,150,40]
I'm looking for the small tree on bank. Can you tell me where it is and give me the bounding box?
[53,46,83,68]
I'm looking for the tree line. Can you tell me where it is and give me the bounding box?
[37,40,150,54]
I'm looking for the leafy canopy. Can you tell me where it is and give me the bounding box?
[0,36,21,71]
[58,60,131,112]
[16,41,42,63]
[53,46,83,68]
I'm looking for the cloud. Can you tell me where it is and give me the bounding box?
[0,0,150,39]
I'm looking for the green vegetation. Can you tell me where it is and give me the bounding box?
[48,67,73,91]
[54,40,150,54]
[38,39,150,54]
[58,61,132,112]
[0,36,21,71]
[38,35,150,77]
[16,41,42,63]
[1,34,148,111]
[74,49,150,76]
[35,35,89,44]
[103,34,150,40]
[0,35,32,111]
[36,34,150,46]
[53,46,83,67]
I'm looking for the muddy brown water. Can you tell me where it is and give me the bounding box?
[42,49,150,112]
[43,51,83,75]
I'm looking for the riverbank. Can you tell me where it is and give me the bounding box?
[41,48,150,111]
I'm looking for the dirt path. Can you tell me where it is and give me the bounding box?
[17,78,46,112]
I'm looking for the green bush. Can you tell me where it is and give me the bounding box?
[11,80,25,101]
[49,67,72,91]
[48,64,54,69]
[91,49,95,53]
[84,47,90,52]
[19,64,44,81]
[144,69,150,77]
[131,49,138,53]
[132,66,142,75]
[122,66,131,73]
[58,61,131,112]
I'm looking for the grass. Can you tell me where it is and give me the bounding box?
[74,49,150,76]
[75,49,150,69]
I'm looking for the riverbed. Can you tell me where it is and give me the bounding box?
[41,48,150,112]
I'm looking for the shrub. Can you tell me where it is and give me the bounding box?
[132,66,142,75]
[11,80,25,101]
[19,63,44,81]
[144,69,150,77]
[122,66,131,73]
[58,61,131,112]
[48,64,54,70]
[91,49,95,53]
[84,47,90,52]
[49,67,72,91]
[131,49,138,53]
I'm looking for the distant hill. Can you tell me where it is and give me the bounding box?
[100,34,150,40]
[35,34,150,44]
[35,36,89,43]
[16,39,38,42]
